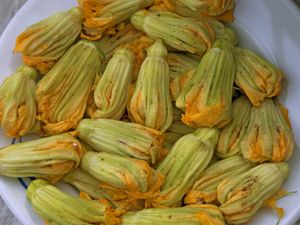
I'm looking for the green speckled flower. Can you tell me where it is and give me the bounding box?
[80,151,164,209]
[27,179,121,225]
[77,118,164,164]
[63,168,137,210]
[217,162,289,224]
[121,204,226,225]
[152,0,235,22]
[0,65,38,137]
[240,99,294,163]
[87,48,134,119]
[234,47,283,106]
[185,155,254,204]
[14,7,82,74]
[216,96,252,158]
[131,10,215,56]
[36,40,103,135]
[176,38,235,128]
[0,133,83,183]
[79,0,153,40]
[149,127,219,207]
[129,40,173,132]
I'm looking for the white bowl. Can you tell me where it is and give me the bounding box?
[0,0,300,225]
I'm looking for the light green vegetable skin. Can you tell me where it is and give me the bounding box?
[87,48,134,120]
[77,118,164,164]
[14,7,82,74]
[176,37,236,128]
[131,10,215,56]
[80,151,164,210]
[36,40,103,135]
[0,133,83,183]
[185,155,254,204]
[150,127,219,207]
[217,162,289,224]
[80,151,163,193]
[121,204,226,225]
[80,0,153,40]
[0,65,38,137]
[26,179,119,225]
[129,39,173,132]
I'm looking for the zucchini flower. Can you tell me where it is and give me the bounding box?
[87,48,134,120]
[63,168,140,210]
[176,38,235,128]
[152,0,235,22]
[0,65,38,137]
[149,127,219,207]
[128,40,173,132]
[217,162,289,224]
[81,151,164,208]
[14,7,82,74]
[79,0,153,40]
[131,10,215,56]
[27,179,122,225]
[180,0,235,22]
[216,96,252,158]
[241,99,294,162]
[166,53,200,80]
[77,119,164,164]
[0,133,83,183]
[185,155,254,204]
[121,204,226,225]
[234,47,283,106]
[36,40,103,135]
